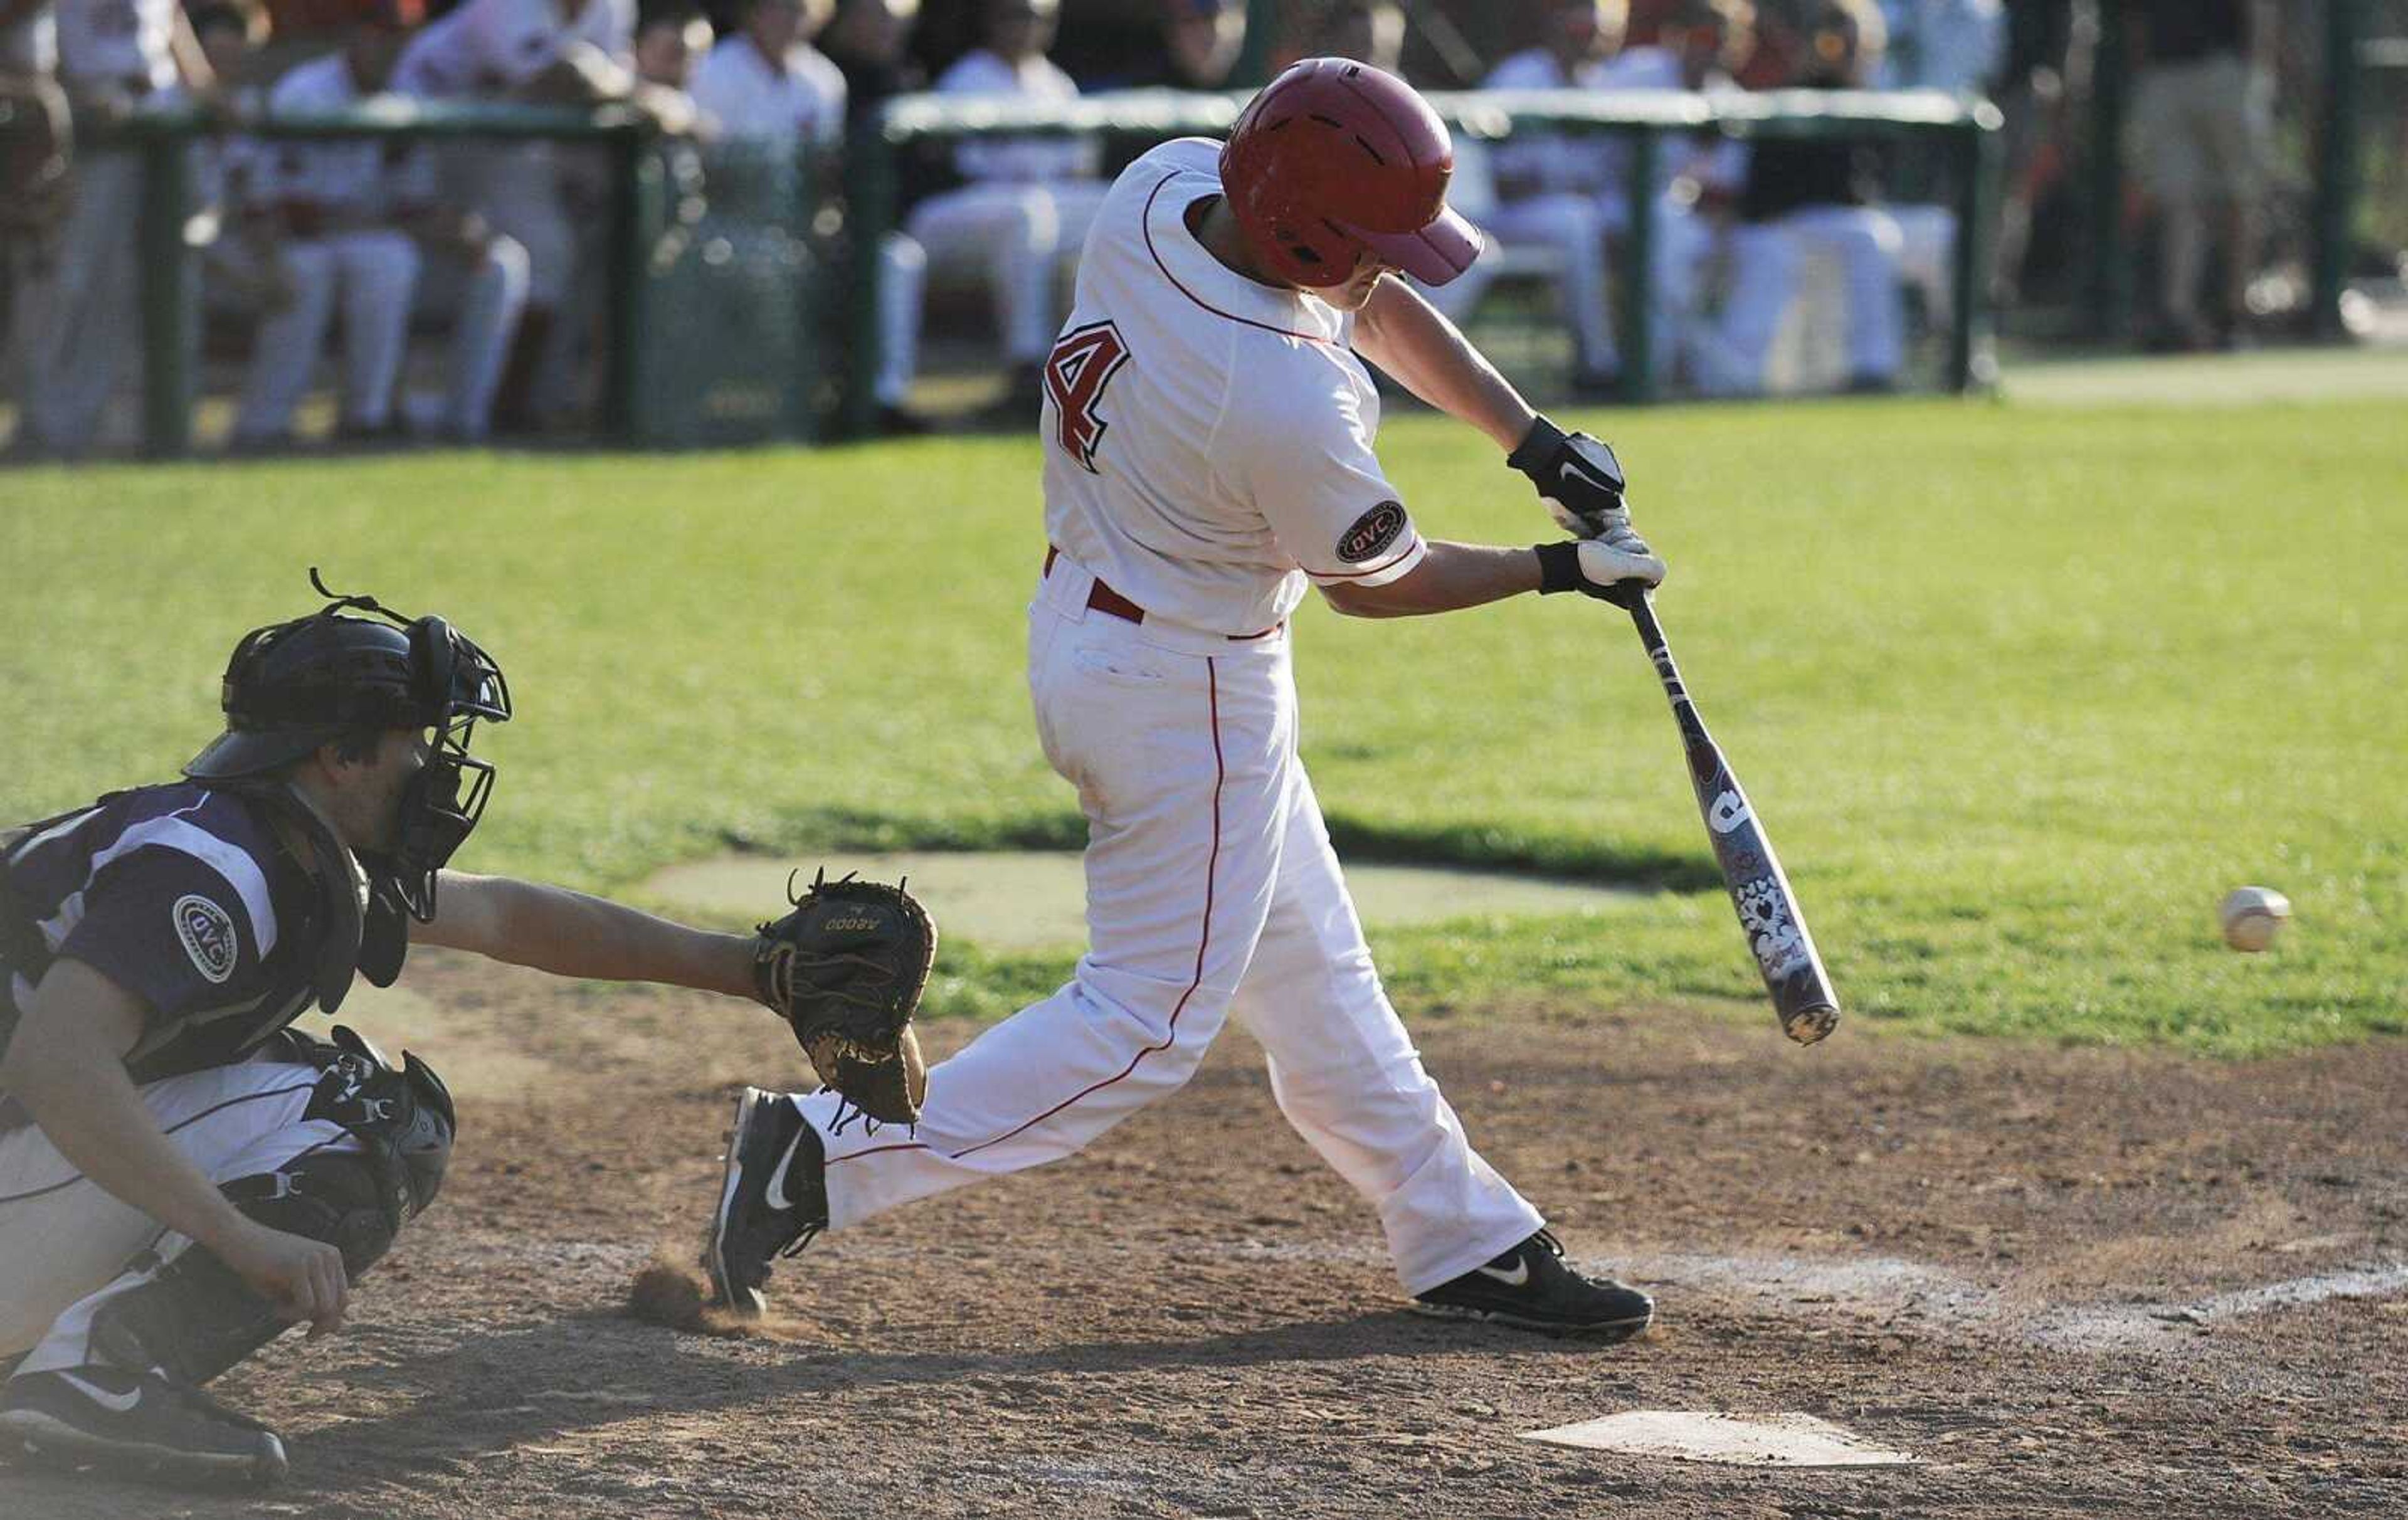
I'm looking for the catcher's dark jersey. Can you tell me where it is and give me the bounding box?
[1,784,326,1129]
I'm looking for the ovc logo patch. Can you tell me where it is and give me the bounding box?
[172,894,238,984]
[1337,501,1408,564]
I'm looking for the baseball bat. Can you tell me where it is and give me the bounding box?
[1608,586,1839,1045]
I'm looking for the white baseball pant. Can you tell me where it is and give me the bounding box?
[13,146,147,455]
[0,1055,347,1374]
[889,181,1111,380]
[787,553,1545,1296]
[871,232,924,409]
[1694,206,1906,395]
[434,235,531,441]
[234,231,421,441]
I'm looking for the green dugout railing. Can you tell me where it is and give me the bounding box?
[90,100,663,458]
[845,87,2004,440]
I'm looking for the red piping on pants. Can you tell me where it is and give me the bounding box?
[830,657,1227,1168]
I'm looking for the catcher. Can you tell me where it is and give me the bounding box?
[0,572,927,1487]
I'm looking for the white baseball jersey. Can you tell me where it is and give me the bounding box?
[1482,49,1617,198]
[936,48,1097,186]
[256,55,390,219]
[391,0,633,99]
[1038,139,1425,638]
[53,0,175,88]
[689,34,845,144]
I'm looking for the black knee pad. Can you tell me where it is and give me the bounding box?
[89,1149,399,1386]
[90,1035,455,1386]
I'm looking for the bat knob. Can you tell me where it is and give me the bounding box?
[1781,1005,1839,1045]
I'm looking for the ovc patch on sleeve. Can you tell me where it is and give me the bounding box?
[1337,500,1408,564]
[173,894,239,984]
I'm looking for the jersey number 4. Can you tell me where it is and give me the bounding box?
[1045,321,1132,474]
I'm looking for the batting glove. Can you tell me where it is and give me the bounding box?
[1509,414,1627,536]
[1535,535,1666,601]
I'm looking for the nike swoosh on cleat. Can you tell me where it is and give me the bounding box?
[762,1125,807,1215]
[56,1373,142,1413]
[1474,1257,1531,1289]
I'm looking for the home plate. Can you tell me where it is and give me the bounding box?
[1521,1412,1921,1468]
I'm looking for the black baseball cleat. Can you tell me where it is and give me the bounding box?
[1412,1230,1654,1341]
[0,1366,288,1487]
[704,1085,828,1317]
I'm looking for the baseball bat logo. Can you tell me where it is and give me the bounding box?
[1707,790,1753,834]
[1736,875,1809,979]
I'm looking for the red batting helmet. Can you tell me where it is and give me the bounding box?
[1218,57,1481,290]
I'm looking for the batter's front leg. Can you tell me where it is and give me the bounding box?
[1225,767,1543,1296]
[797,610,1294,1230]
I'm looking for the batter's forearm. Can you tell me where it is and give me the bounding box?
[420,873,757,999]
[1353,278,1536,453]
[1320,541,1543,618]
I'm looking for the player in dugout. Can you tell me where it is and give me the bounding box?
[0,575,813,1487]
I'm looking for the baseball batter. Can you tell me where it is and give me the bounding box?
[710,60,1666,1337]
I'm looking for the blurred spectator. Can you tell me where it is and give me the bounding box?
[0,1,69,408]
[819,0,921,135]
[690,0,842,144]
[1315,0,1405,74]
[2129,0,2271,349]
[635,1,713,92]
[10,0,218,457]
[1101,0,1245,92]
[1872,0,2005,95]
[884,0,1106,420]
[0,0,53,80]
[238,0,531,446]
[813,0,932,432]
[392,0,640,435]
[1693,0,1909,393]
[1424,1,1630,395]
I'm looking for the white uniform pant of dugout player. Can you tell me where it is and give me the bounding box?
[235,232,530,445]
[877,181,1114,403]
[1694,205,1956,395]
[787,556,1544,1295]
[11,142,189,457]
[0,1053,350,1375]
[236,232,420,441]
[1428,187,1715,384]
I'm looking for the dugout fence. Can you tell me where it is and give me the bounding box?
[63,88,2004,457]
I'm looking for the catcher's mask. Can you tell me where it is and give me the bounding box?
[184,569,511,921]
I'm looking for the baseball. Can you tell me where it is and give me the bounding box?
[2219,887,2291,953]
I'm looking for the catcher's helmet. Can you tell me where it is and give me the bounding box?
[184,573,511,921]
[184,583,507,782]
[1218,57,1480,290]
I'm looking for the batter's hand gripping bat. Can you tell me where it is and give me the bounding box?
[1607,585,1839,1044]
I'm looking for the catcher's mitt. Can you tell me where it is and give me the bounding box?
[753,870,935,1130]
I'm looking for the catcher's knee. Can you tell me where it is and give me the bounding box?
[91,1035,455,1386]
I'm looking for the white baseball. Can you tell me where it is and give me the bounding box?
[2219,887,2291,953]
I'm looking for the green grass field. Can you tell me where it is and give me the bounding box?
[4,395,2402,1054]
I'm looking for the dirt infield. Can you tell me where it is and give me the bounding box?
[5,953,2404,1517]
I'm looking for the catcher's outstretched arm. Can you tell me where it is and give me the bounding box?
[419,872,757,1000]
